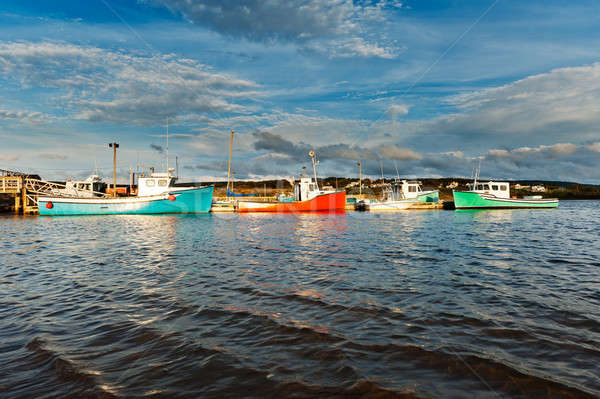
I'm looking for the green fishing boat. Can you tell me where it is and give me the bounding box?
[453,181,558,209]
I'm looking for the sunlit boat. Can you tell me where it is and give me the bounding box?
[453,181,558,209]
[237,151,345,213]
[38,172,213,215]
[355,180,437,211]
[355,183,417,211]
[398,180,439,203]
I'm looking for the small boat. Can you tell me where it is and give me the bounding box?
[355,183,418,211]
[237,151,345,213]
[453,181,558,209]
[398,180,439,203]
[39,172,213,215]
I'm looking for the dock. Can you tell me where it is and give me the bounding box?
[0,169,73,215]
[0,170,38,214]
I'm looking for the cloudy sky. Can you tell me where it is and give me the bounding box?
[1,0,599,183]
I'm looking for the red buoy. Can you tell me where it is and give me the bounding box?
[46,202,53,209]
[169,194,176,201]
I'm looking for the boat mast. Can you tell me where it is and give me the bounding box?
[226,130,234,199]
[357,161,362,196]
[166,116,169,175]
[309,150,319,190]
[473,158,481,188]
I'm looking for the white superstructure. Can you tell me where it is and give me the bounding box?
[138,172,177,196]
[466,181,510,198]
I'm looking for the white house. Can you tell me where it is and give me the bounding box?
[531,185,546,193]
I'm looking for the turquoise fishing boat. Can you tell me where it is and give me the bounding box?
[453,181,558,209]
[38,172,213,216]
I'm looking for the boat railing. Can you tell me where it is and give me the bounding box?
[24,178,110,198]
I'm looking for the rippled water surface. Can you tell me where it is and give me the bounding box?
[1,201,599,398]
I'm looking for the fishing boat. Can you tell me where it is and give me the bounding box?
[237,151,345,212]
[453,181,558,209]
[355,183,418,211]
[39,171,213,215]
[398,180,439,203]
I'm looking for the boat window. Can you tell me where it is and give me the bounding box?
[409,186,417,192]
[158,179,168,187]
[476,184,484,190]
[492,185,499,190]
[309,184,315,191]
[501,185,508,191]
[146,180,155,187]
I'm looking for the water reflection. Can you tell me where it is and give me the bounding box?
[1,204,599,398]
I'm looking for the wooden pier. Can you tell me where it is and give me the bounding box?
[0,169,52,215]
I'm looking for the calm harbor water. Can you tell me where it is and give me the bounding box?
[1,201,599,398]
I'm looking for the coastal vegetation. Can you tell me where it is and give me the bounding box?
[206,178,600,200]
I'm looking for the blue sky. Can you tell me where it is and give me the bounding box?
[1,0,599,183]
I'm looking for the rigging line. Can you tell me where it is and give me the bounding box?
[349,0,501,149]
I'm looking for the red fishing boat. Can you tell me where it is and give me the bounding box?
[237,151,346,213]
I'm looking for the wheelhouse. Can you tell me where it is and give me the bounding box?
[467,181,510,198]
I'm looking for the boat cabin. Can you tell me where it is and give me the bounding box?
[467,181,510,198]
[293,177,334,201]
[399,180,423,199]
[138,172,176,196]
[61,175,106,197]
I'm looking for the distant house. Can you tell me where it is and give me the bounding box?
[371,182,389,188]
[346,181,360,188]
[514,184,531,190]
[531,185,546,193]
[445,181,459,189]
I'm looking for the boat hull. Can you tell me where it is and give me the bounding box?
[417,190,439,203]
[453,191,558,209]
[237,191,345,212]
[361,200,418,211]
[39,186,214,216]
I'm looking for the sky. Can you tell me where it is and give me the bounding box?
[0,0,599,183]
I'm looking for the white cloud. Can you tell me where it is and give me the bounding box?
[0,108,52,125]
[385,104,409,119]
[587,142,600,153]
[0,41,260,125]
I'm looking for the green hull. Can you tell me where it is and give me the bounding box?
[453,191,558,209]
[417,190,439,203]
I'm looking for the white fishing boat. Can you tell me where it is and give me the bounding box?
[355,182,419,211]
[398,180,439,203]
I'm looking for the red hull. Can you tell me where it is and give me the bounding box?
[237,191,346,212]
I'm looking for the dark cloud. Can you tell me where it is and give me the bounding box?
[252,131,421,163]
[150,0,399,58]
[150,144,164,154]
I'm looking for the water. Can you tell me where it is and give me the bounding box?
[1,201,598,398]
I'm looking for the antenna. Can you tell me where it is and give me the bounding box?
[474,158,481,187]
[309,150,319,190]
[226,130,234,198]
[394,160,400,180]
[379,159,384,183]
